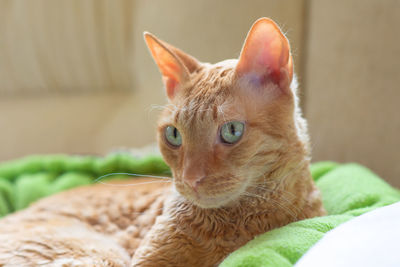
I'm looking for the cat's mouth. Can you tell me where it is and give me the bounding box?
[174,179,247,208]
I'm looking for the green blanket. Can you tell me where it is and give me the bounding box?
[0,154,399,266]
[0,154,170,215]
[221,162,400,267]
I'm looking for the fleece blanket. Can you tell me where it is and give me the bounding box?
[0,154,399,266]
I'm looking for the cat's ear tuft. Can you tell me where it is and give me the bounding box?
[144,32,193,100]
[235,18,293,91]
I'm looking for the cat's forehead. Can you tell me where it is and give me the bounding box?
[166,91,237,128]
[184,62,239,112]
[159,64,244,126]
[189,60,237,94]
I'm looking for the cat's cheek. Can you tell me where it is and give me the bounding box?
[172,181,187,198]
[158,141,179,167]
[212,143,234,167]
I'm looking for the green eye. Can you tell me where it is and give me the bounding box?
[165,126,182,147]
[220,121,244,144]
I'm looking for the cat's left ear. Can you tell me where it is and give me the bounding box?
[144,32,199,101]
[236,18,293,90]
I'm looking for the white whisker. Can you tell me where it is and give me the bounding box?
[96,180,172,187]
[94,173,172,183]
[243,191,298,220]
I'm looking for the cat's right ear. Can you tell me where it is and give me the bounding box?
[235,18,293,92]
[144,32,197,101]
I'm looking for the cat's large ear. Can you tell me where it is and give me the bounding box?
[144,32,199,100]
[236,18,293,91]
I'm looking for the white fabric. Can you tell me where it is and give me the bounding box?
[295,201,400,267]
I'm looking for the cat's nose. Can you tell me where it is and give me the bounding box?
[182,155,206,191]
[183,175,206,192]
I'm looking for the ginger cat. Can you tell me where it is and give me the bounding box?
[0,18,324,267]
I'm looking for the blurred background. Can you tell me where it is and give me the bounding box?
[0,0,399,186]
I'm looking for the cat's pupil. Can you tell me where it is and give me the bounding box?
[230,124,235,135]
[173,127,178,139]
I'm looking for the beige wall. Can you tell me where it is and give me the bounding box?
[0,1,399,187]
[0,0,135,95]
[305,0,400,186]
[0,92,159,159]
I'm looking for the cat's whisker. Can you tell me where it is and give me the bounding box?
[246,167,279,187]
[94,173,172,183]
[248,183,297,201]
[96,179,172,187]
[247,184,275,193]
[243,192,298,220]
[273,159,309,189]
[240,142,281,173]
[246,165,305,217]
[279,194,303,216]
[245,158,307,217]
[247,183,295,204]
[253,158,309,191]
[249,185,303,215]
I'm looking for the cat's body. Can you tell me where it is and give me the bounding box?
[0,179,168,266]
[0,18,324,266]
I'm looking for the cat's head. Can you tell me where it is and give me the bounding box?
[144,18,306,208]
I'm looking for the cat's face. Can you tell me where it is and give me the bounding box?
[145,18,299,208]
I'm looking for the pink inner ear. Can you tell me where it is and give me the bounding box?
[161,61,186,100]
[144,33,189,100]
[153,46,185,98]
[162,61,182,82]
[164,77,178,99]
[236,18,292,86]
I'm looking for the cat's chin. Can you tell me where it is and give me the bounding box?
[186,192,240,209]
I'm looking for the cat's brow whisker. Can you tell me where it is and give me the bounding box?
[148,104,166,111]
[217,105,227,122]
[148,103,178,113]
[96,180,172,187]
[94,173,172,183]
